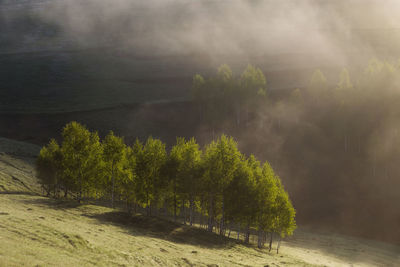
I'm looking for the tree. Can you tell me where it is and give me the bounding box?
[61,122,103,203]
[202,134,242,233]
[239,64,267,125]
[102,131,127,208]
[224,157,257,242]
[169,137,202,225]
[36,139,62,197]
[271,177,296,253]
[217,64,233,83]
[163,149,181,222]
[308,69,328,103]
[255,161,278,248]
[120,146,136,213]
[217,64,236,124]
[192,74,206,122]
[337,68,353,91]
[37,121,299,250]
[133,137,167,215]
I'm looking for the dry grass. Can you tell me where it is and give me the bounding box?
[0,194,312,267]
[0,138,40,194]
[0,137,399,267]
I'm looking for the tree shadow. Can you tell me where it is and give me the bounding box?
[18,196,83,209]
[0,191,38,196]
[84,210,241,249]
[16,195,258,250]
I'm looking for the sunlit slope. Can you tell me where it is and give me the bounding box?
[1,138,399,266]
[0,137,310,266]
[0,194,314,267]
[1,195,399,267]
[0,137,40,194]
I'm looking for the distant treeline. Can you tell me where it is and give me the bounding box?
[190,59,400,242]
[36,122,296,250]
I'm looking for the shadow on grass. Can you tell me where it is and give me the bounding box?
[0,191,39,196]
[16,195,248,249]
[85,211,239,249]
[18,196,83,209]
[14,195,400,264]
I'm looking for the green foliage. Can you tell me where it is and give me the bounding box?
[170,137,202,200]
[290,88,303,104]
[102,131,128,207]
[271,178,296,237]
[37,122,296,246]
[36,139,62,195]
[224,158,257,227]
[191,64,267,127]
[61,122,103,200]
[255,161,279,232]
[192,74,206,103]
[133,137,167,211]
[167,137,202,222]
[309,69,327,93]
[203,135,242,193]
[217,64,233,84]
[240,64,267,98]
[337,68,353,90]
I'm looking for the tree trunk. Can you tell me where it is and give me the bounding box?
[53,184,56,198]
[237,225,241,240]
[257,230,263,248]
[269,232,274,252]
[78,189,82,203]
[220,198,225,236]
[78,171,82,203]
[245,224,250,243]
[111,163,115,208]
[263,232,267,246]
[126,199,130,214]
[189,197,194,226]
[173,181,177,222]
[182,199,186,225]
[207,194,214,232]
[146,191,150,216]
[276,235,281,254]
[44,185,50,197]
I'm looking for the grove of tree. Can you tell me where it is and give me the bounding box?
[37,122,296,251]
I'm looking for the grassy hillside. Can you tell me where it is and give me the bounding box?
[0,138,399,266]
[0,137,41,194]
[0,194,312,267]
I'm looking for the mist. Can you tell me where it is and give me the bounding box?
[2,0,400,245]
[3,0,400,61]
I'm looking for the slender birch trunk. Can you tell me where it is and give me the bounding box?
[245,224,250,243]
[276,234,281,254]
[257,230,263,248]
[111,162,115,208]
[269,232,274,252]
[208,194,214,232]
[220,198,225,236]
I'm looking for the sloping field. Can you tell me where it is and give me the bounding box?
[0,137,40,194]
[0,194,313,267]
[0,138,399,267]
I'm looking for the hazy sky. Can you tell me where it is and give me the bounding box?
[30,0,400,58]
